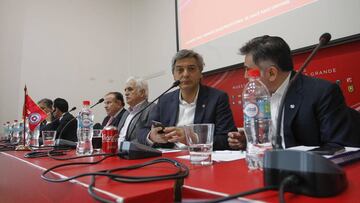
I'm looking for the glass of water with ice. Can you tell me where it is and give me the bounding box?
[183,123,214,166]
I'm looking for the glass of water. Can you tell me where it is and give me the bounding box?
[183,123,214,166]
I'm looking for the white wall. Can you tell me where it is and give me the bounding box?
[0,0,177,124]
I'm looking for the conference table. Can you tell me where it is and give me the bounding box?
[0,148,359,203]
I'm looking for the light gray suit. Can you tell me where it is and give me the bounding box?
[117,100,156,142]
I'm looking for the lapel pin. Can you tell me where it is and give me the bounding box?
[290,104,295,109]
[202,104,206,108]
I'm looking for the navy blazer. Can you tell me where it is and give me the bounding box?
[138,85,237,150]
[283,72,360,147]
[56,112,77,142]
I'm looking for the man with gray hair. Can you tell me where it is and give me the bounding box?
[37,98,54,132]
[117,76,155,142]
[138,49,237,150]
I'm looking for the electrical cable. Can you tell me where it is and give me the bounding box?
[47,150,114,160]
[279,175,300,203]
[41,156,189,203]
[206,185,277,203]
[0,142,16,151]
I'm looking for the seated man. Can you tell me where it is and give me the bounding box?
[52,98,77,142]
[37,98,54,132]
[102,92,127,130]
[138,49,237,150]
[117,77,155,142]
[228,35,360,150]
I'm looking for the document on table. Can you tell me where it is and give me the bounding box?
[287,146,360,158]
[177,150,246,162]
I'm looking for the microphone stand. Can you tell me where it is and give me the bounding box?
[274,33,331,149]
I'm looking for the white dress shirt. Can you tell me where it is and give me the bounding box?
[119,101,145,142]
[270,73,291,148]
[146,87,200,147]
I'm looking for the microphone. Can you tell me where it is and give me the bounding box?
[120,80,181,159]
[264,33,347,198]
[118,141,162,159]
[274,33,331,149]
[68,107,76,112]
[90,98,104,109]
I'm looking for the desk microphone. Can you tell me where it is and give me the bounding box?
[264,33,348,197]
[68,106,77,112]
[90,98,104,109]
[119,80,181,159]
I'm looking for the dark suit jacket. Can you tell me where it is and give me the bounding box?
[101,108,127,128]
[138,85,237,150]
[117,101,156,142]
[56,112,77,142]
[283,72,360,147]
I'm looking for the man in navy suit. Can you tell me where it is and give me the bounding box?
[138,49,237,150]
[228,35,360,149]
[101,92,127,131]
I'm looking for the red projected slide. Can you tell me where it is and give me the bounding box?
[179,0,317,49]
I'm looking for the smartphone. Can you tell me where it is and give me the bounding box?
[309,145,345,155]
[151,120,165,134]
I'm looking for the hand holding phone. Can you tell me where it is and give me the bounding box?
[152,120,165,134]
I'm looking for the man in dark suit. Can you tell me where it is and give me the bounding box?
[52,98,77,142]
[102,92,127,131]
[117,77,155,142]
[137,49,237,150]
[228,35,360,149]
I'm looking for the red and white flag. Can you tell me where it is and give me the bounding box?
[23,90,47,132]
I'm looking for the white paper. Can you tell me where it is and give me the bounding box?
[286,145,360,158]
[177,150,246,162]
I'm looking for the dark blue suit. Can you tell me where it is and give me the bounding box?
[137,85,237,150]
[283,72,360,147]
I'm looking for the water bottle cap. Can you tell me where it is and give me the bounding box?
[83,100,90,106]
[247,69,260,77]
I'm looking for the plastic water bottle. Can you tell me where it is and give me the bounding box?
[26,119,40,147]
[2,122,11,140]
[242,69,272,170]
[10,120,21,144]
[76,100,94,155]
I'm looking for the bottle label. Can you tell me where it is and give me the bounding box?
[244,102,258,118]
[80,118,93,128]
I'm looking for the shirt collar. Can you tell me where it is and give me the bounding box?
[112,108,123,118]
[129,100,146,112]
[179,86,200,105]
[272,73,291,98]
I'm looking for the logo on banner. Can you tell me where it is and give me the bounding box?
[29,113,41,125]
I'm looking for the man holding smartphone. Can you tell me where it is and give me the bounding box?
[137,49,237,150]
